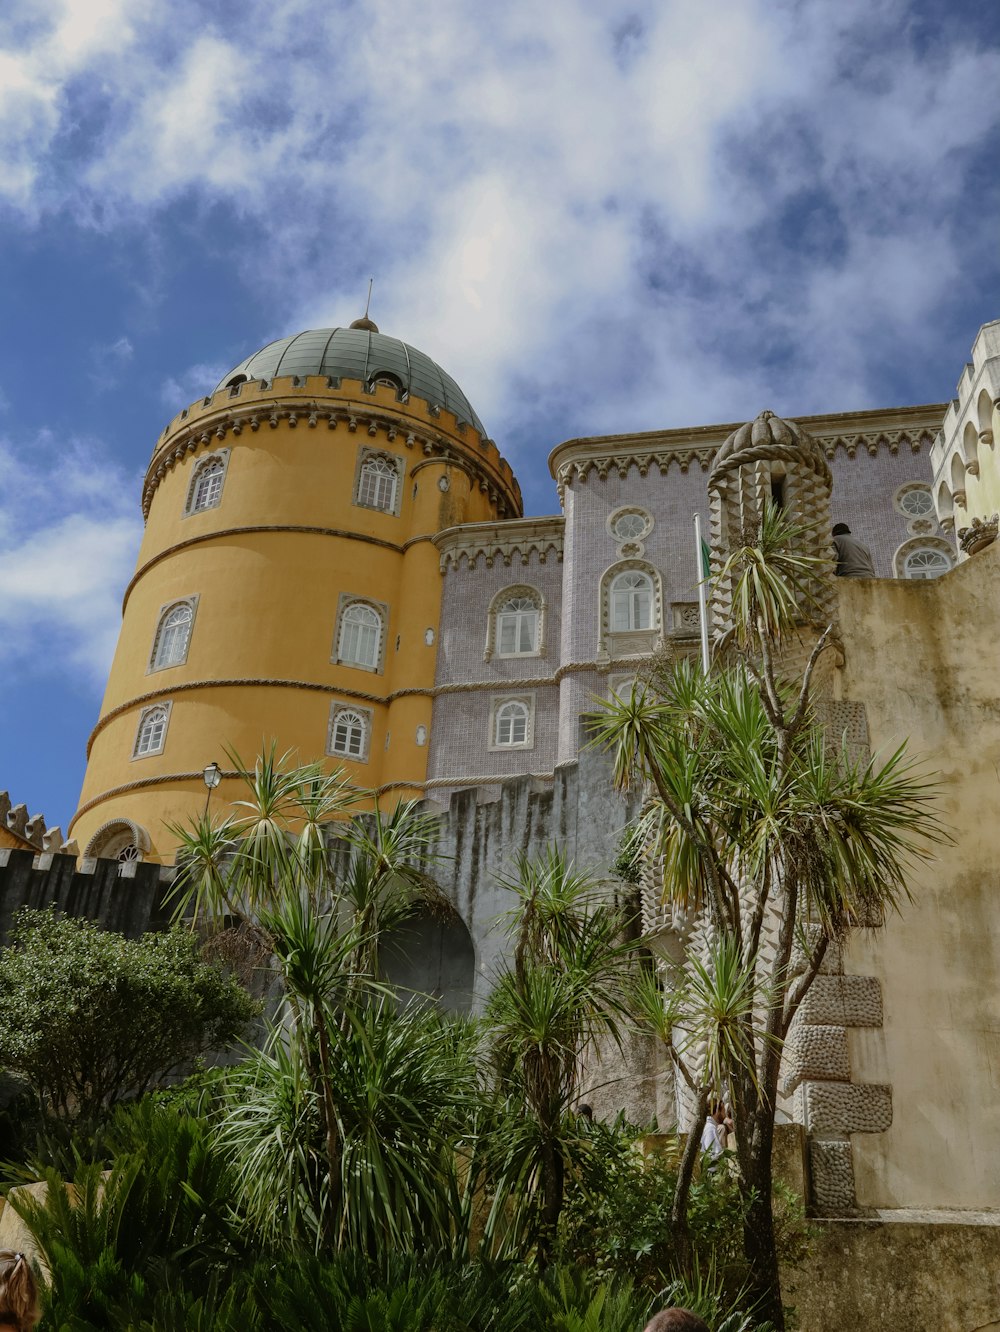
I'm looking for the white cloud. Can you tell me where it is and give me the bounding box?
[158,360,231,410]
[0,433,142,682]
[88,335,134,391]
[1,0,997,460]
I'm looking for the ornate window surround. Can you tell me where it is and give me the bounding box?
[84,817,151,863]
[352,447,405,517]
[894,482,935,518]
[483,584,545,662]
[606,506,653,558]
[327,701,373,762]
[184,450,230,517]
[148,596,199,673]
[596,559,664,669]
[132,701,172,759]
[893,536,956,580]
[488,692,536,752]
[333,594,389,673]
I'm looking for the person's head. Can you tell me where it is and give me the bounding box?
[643,1309,711,1332]
[711,1100,726,1123]
[832,522,851,536]
[0,1251,39,1330]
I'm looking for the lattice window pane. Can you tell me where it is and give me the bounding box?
[191,461,225,512]
[496,701,529,746]
[358,458,398,512]
[154,604,193,668]
[340,603,382,667]
[331,709,367,758]
[904,549,952,580]
[611,571,652,631]
[135,708,168,756]
[497,596,538,655]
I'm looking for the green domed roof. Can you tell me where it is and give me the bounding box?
[216,326,487,436]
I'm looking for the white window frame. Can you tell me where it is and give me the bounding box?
[149,597,198,673]
[353,448,404,516]
[893,537,955,581]
[334,595,388,673]
[610,569,654,631]
[327,702,372,762]
[485,584,544,661]
[132,701,172,759]
[489,693,535,751]
[184,450,230,516]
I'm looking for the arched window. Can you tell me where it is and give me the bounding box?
[485,585,544,662]
[337,601,383,669]
[134,704,170,758]
[497,595,539,655]
[189,463,226,514]
[356,454,399,513]
[903,547,953,580]
[610,570,653,631]
[150,601,195,671]
[370,371,403,394]
[494,699,530,747]
[328,705,370,760]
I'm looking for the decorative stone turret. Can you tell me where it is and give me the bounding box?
[707,409,836,644]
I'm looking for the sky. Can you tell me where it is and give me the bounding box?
[0,0,998,835]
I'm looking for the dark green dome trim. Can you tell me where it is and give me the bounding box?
[216,327,486,437]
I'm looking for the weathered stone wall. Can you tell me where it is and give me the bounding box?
[783,1214,1000,1331]
[0,848,174,943]
[835,540,1000,1210]
[419,745,643,1013]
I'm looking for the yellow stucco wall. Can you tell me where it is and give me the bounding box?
[71,375,521,862]
[835,543,1000,1209]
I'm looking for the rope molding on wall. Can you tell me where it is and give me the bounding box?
[86,677,435,757]
[122,525,439,613]
[69,767,433,831]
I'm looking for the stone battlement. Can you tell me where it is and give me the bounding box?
[145,375,520,521]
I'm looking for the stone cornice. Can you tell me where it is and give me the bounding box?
[434,516,565,571]
[143,378,522,521]
[548,403,947,497]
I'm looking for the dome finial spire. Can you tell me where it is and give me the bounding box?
[350,277,379,332]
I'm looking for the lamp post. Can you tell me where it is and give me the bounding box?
[202,761,222,819]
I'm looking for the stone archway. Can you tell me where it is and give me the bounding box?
[379,899,476,1016]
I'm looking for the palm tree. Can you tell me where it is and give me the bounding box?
[587,504,945,1328]
[168,747,475,1259]
[483,848,636,1265]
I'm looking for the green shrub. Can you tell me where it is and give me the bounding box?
[0,908,258,1124]
[10,1100,252,1329]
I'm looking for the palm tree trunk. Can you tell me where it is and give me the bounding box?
[537,1134,564,1267]
[314,1013,341,1242]
[741,1123,784,1330]
[671,1086,708,1275]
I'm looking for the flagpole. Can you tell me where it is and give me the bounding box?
[694,512,710,674]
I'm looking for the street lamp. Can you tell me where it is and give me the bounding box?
[202,761,222,818]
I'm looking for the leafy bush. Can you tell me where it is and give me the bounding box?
[558,1119,751,1289]
[10,1099,252,1329]
[0,908,258,1123]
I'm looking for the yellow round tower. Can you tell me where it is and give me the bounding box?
[70,321,520,863]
